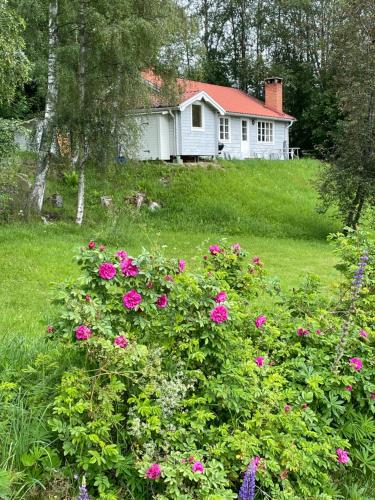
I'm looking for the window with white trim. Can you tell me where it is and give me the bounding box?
[219,117,230,141]
[241,120,248,141]
[192,104,203,129]
[257,121,273,143]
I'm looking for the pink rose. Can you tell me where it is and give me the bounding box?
[116,250,128,261]
[192,461,204,474]
[336,448,349,464]
[210,305,228,324]
[146,463,161,480]
[215,291,227,303]
[164,274,174,282]
[46,325,54,333]
[255,315,266,328]
[359,329,368,338]
[114,335,129,348]
[209,244,221,255]
[88,240,95,249]
[85,294,92,302]
[349,357,363,371]
[231,243,241,253]
[284,404,292,412]
[156,294,168,309]
[297,327,310,336]
[252,256,262,265]
[98,262,117,280]
[75,325,92,341]
[123,290,142,309]
[255,356,265,367]
[345,385,353,391]
[120,258,139,277]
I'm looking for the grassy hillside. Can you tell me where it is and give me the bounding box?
[0,158,341,340]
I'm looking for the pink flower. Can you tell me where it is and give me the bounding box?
[209,244,221,255]
[255,315,267,328]
[123,290,142,309]
[315,329,322,335]
[88,240,95,249]
[301,403,309,410]
[75,325,92,341]
[255,356,265,367]
[164,274,174,282]
[370,393,375,400]
[156,294,168,309]
[231,243,241,253]
[210,305,228,323]
[146,281,153,289]
[215,291,227,303]
[359,329,368,338]
[85,294,92,302]
[252,456,261,471]
[146,463,161,480]
[98,262,117,280]
[178,259,185,272]
[345,385,353,391]
[99,244,105,252]
[46,325,54,333]
[120,258,139,277]
[252,256,262,265]
[284,404,292,412]
[297,327,310,336]
[192,461,204,474]
[188,456,195,463]
[336,448,350,464]
[114,335,129,348]
[116,250,128,261]
[349,357,363,371]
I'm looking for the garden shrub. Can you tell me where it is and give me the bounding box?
[30,235,375,498]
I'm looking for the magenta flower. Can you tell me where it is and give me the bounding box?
[336,448,350,464]
[215,291,227,303]
[156,294,168,309]
[146,463,161,480]
[209,244,221,255]
[210,305,228,323]
[315,329,322,335]
[252,456,261,470]
[345,385,353,391]
[255,356,265,367]
[255,315,266,328]
[120,258,139,277]
[371,393,375,400]
[46,325,54,333]
[99,244,105,252]
[75,325,92,341]
[297,327,310,336]
[85,294,92,302]
[231,243,241,253]
[349,357,363,371]
[116,250,128,261]
[114,335,129,348]
[164,274,174,282]
[192,461,204,474]
[359,329,368,338]
[98,262,117,280]
[178,259,186,272]
[284,404,292,412]
[123,290,142,309]
[88,240,95,249]
[252,256,262,265]
[188,456,195,463]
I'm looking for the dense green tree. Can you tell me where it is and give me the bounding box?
[318,0,375,227]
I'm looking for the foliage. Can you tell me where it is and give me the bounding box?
[15,230,370,499]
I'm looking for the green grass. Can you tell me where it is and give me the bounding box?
[0,158,341,340]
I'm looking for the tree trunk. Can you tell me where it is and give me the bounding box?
[29,0,58,213]
[345,185,362,229]
[75,0,87,225]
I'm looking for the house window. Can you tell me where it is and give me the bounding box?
[257,121,273,143]
[241,120,248,141]
[192,104,203,129]
[219,117,230,141]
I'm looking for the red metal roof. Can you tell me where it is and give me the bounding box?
[142,70,295,121]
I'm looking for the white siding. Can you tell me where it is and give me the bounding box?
[179,102,217,156]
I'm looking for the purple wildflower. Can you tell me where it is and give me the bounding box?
[239,458,259,500]
[77,479,89,500]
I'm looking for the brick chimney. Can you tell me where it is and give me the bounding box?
[264,77,283,113]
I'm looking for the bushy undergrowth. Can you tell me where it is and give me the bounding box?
[1,231,374,499]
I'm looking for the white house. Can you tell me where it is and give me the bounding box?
[136,72,296,162]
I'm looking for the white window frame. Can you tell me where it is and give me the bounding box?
[241,119,248,142]
[219,116,231,142]
[191,102,204,131]
[257,121,274,144]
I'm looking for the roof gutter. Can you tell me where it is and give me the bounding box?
[168,109,178,158]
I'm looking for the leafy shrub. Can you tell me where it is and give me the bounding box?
[16,235,375,498]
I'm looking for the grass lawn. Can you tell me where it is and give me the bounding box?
[0,158,341,340]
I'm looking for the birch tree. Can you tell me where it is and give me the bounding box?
[28,0,58,213]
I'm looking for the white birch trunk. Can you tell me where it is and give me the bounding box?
[29,0,58,213]
[75,0,87,225]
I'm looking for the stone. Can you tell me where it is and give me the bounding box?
[101,196,113,208]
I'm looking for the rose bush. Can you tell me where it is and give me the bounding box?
[43,234,375,498]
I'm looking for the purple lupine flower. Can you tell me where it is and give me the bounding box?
[351,251,369,297]
[77,480,89,500]
[239,458,259,500]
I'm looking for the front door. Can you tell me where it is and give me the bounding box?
[241,119,248,157]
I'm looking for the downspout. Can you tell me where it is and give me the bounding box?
[168,110,179,162]
[285,120,293,159]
